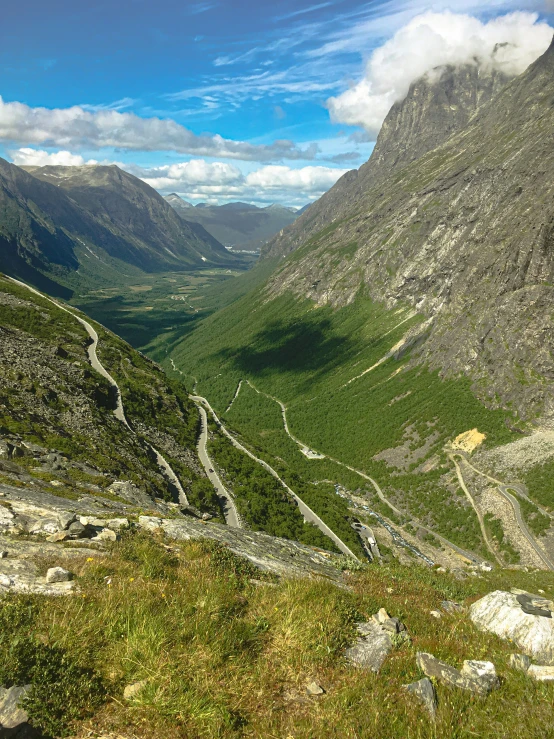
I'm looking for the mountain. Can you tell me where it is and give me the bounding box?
[0,160,235,296]
[168,45,554,569]
[263,63,509,261]
[164,194,299,251]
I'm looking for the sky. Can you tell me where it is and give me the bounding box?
[0,0,552,207]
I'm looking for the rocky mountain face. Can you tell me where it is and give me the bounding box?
[260,40,554,422]
[0,160,234,296]
[165,194,298,251]
[263,63,510,262]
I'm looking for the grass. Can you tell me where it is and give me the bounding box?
[4,530,554,738]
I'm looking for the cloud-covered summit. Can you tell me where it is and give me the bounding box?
[327,11,553,135]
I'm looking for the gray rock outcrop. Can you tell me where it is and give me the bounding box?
[470,590,554,665]
[416,653,499,696]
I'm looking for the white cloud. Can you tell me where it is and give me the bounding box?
[327,11,553,135]
[133,159,346,205]
[0,97,318,162]
[141,159,243,191]
[9,147,97,167]
[244,165,345,192]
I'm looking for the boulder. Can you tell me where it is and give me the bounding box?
[470,591,554,665]
[106,518,129,531]
[441,600,464,614]
[0,685,37,736]
[416,653,498,696]
[68,520,87,538]
[527,665,554,681]
[92,528,118,542]
[46,567,73,584]
[138,516,163,532]
[345,621,393,672]
[460,660,499,691]
[403,677,437,719]
[57,511,76,530]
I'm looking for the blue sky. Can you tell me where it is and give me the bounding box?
[0,0,552,205]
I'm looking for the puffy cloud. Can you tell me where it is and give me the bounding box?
[327,11,553,135]
[0,97,318,162]
[244,165,346,194]
[141,159,243,191]
[136,159,346,205]
[9,147,97,167]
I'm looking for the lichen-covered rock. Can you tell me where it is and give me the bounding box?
[345,622,393,672]
[46,567,73,583]
[470,591,554,665]
[403,677,437,719]
[416,653,498,696]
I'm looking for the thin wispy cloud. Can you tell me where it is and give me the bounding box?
[274,2,335,22]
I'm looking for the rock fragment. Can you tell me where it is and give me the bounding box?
[403,677,437,719]
[306,681,325,696]
[0,685,34,734]
[345,621,393,672]
[527,665,554,681]
[46,567,74,583]
[416,653,498,696]
[460,660,499,691]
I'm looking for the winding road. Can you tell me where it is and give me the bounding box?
[451,452,554,571]
[191,394,361,560]
[7,276,190,507]
[196,405,241,527]
[239,379,486,566]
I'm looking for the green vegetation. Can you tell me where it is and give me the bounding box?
[518,497,551,537]
[524,459,554,510]
[6,530,554,738]
[484,513,521,565]
[207,422,353,553]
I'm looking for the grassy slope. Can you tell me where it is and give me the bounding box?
[169,284,518,552]
[5,530,554,738]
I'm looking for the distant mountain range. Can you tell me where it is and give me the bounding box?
[164,195,303,252]
[0,161,235,297]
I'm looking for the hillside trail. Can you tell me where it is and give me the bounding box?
[6,277,189,507]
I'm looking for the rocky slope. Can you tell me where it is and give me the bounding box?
[0,273,212,513]
[260,40,554,422]
[263,62,509,262]
[165,195,299,251]
[0,160,234,297]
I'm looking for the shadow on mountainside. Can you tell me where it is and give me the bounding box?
[216,315,357,394]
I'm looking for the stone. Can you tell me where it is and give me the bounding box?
[0,684,33,733]
[0,551,7,559]
[509,654,531,672]
[382,617,404,634]
[376,607,390,623]
[123,680,148,700]
[527,665,554,681]
[345,621,393,672]
[416,653,498,696]
[430,610,442,619]
[68,520,87,538]
[57,511,76,530]
[92,528,118,542]
[306,681,325,696]
[138,516,163,532]
[460,660,500,691]
[29,518,60,535]
[46,531,70,543]
[107,517,129,531]
[470,591,554,665]
[441,600,464,614]
[404,677,437,719]
[46,567,73,584]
